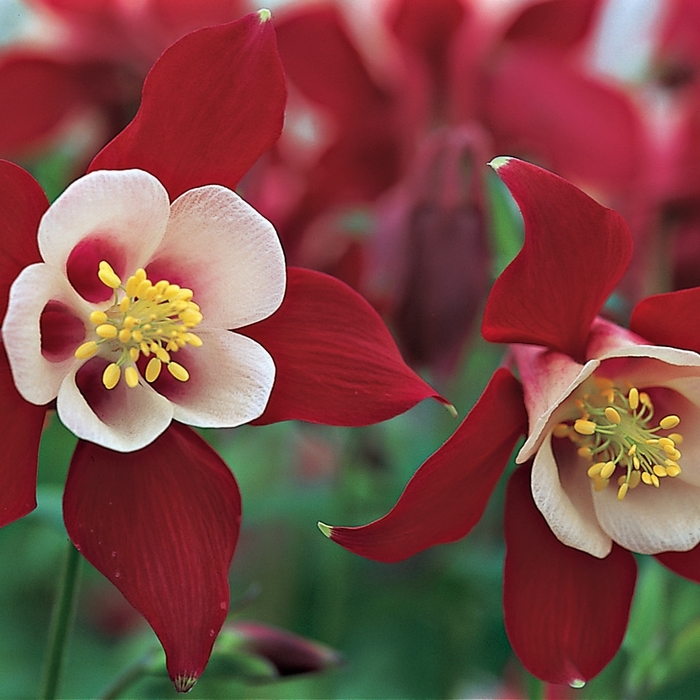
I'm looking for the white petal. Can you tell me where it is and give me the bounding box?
[531,432,613,558]
[2,263,92,404]
[513,343,599,463]
[148,185,286,329]
[593,477,700,554]
[38,169,170,274]
[57,361,174,452]
[159,329,275,428]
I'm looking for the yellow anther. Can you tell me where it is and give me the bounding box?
[669,433,684,445]
[627,444,637,456]
[633,455,640,469]
[659,415,681,430]
[587,462,606,478]
[641,472,653,485]
[132,330,143,343]
[75,341,98,360]
[167,362,189,382]
[605,407,621,424]
[629,471,641,489]
[124,366,139,388]
[665,447,682,461]
[145,357,162,383]
[553,423,570,438]
[102,363,121,390]
[179,309,203,327]
[136,280,152,298]
[185,333,202,347]
[123,316,137,330]
[640,391,652,407]
[628,387,639,410]
[578,446,593,458]
[90,310,108,325]
[118,328,131,343]
[154,346,170,363]
[658,437,675,449]
[600,461,616,479]
[617,482,629,500]
[593,477,609,492]
[96,324,118,339]
[140,341,151,356]
[666,464,682,477]
[119,297,130,313]
[653,465,668,478]
[651,474,660,488]
[98,261,122,289]
[574,419,597,436]
[129,347,139,362]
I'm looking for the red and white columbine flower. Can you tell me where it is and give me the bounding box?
[3,168,284,452]
[0,11,444,692]
[321,157,700,686]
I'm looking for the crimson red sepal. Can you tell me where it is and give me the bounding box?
[503,465,637,685]
[482,158,633,361]
[656,545,700,584]
[63,424,241,691]
[244,267,447,426]
[630,288,700,354]
[323,368,526,562]
[88,12,286,200]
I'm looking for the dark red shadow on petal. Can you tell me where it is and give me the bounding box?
[63,424,241,690]
[325,368,526,562]
[243,267,446,426]
[88,12,286,200]
[66,236,126,303]
[503,465,636,685]
[482,158,633,362]
[656,544,700,584]
[40,301,86,361]
[630,287,700,354]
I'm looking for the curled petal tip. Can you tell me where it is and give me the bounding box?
[258,8,272,22]
[317,522,332,538]
[174,673,198,693]
[488,156,512,171]
[571,679,586,689]
[444,402,458,419]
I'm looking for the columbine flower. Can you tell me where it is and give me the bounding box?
[320,157,700,686]
[0,11,444,691]
[3,168,284,452]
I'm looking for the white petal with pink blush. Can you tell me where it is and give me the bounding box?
[1,169,286,452]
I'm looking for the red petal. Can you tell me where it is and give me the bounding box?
[0,54,84,156]
[323,368,526,562]
[88,12,286,199]
[656,545,700,584]
[630,288,700,354]
[244,267,446,426]
[0,159,48,310]
[63,424,241,691]
[0,161,48,526]
[503,465,637,685]
[482,158,633,361]
[275,5,388,120]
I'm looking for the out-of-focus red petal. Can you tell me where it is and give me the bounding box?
[630,288,700,353]
[323,368,526,562]
[63,424,241,692]
[503,465,637,685]
[88,12,286,200]
[503,0,601,50]
[482,158,633,362]
[276,5,388,120]
[0,54,85,156]
[656,545,700,584]
[486,48,644,193]
[244,267,446,426]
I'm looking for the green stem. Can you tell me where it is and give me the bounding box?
[527,674,545,700]
[40,541,81,700]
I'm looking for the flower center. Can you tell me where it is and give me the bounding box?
[553,376,683,501]
[74,261,203,390]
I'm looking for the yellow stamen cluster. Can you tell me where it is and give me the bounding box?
[74,261,203,390]
[553,376,683,501]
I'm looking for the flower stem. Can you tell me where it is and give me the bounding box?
[40,541,81,700]
[527,675,545,700]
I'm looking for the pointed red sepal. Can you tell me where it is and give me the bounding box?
[656,545,700,584]
[63,424,241,690]
[630,288,700,354]
[244,267,447,426]
[503,465,637,685]
[482,158,633,361]
[88,11,286,200]
[321,368,526,562]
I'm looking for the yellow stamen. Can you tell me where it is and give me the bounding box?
[74,341,98,360]
[574,419,597,436]
[167,362,189,382]
[628,387,639,410]
[102,363,121,390]
[659,415,681,430]
[145,357,162,383]
[98,261,121,289]
[124,366,139,388]
[605,407,621,424]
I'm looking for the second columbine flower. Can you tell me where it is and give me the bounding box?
[2,168,286,452]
